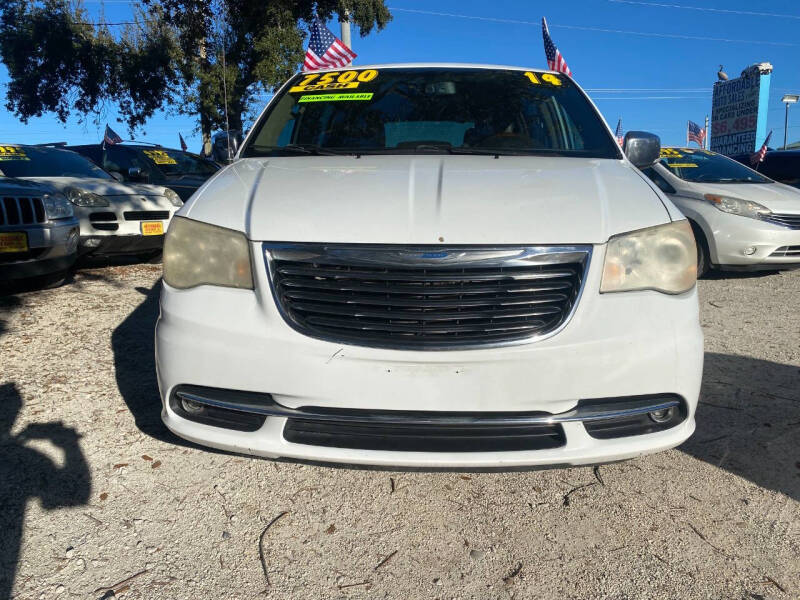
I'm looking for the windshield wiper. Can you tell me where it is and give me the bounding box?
[248,144,349,156]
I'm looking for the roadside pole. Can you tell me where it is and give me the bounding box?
[704,115,709,149]
[341,16,352,50]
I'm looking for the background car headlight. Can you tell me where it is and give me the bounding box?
[163,187,183,207]
[163,216,253,290]
[601,220,697,294]
[66,187,109,207]
[704,194,770,219]
[42,193,74,219]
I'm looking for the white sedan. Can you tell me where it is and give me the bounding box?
[0,144,182,257]
[642,147,800,275]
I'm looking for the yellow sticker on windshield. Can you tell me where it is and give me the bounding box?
[524,71,562,86]
[289,69,379,93]
[0,145,28,161]
[298,93,373,103]
[666,163,698,168]
[143,150,177,165]
[660,148,683,158]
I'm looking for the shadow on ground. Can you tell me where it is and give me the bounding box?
[112,283,800,494]
[0,382,91,599]
[681,353,800,502]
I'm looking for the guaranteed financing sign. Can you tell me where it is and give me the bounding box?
[710,63,772,155]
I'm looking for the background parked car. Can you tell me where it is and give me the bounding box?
[0,144,182,258]
[729,149,800,189]
[642,147,800,275]
[68,143,220,202]
[0,174,79,286]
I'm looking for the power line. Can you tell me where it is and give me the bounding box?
[584,88,709,92]
[388,7,798,46]
[607,0,800,20]
[591,96,711,100]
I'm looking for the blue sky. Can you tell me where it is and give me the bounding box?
[1,0,799,151]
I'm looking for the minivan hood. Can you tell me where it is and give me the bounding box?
[184,156,672,244]
[682,181,800,212]
[21,176,165,197]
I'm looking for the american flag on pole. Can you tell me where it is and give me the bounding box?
[614,119,624,146]
[542,17,572,77]
[303,18,357,72]
[750,130,772,166]
[103,124,122,146]
[687,120,706,147]
[179,132,188,152]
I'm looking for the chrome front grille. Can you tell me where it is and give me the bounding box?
[0,196,45,226]
[762,213,800,229]
[265,244,591,349]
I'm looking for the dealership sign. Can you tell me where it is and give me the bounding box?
[710,63,772,155]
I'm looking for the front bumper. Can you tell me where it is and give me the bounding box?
[0,219,79,280]
[694,209,800,269]
[155,243,704,467]
[80,233,165,255]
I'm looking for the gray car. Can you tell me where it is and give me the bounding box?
[0,176,79,285]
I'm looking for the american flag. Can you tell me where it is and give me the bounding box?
[179,132,188,152]
[750,130,772,166]
[303,18,357,72]
[687,120,706,147]
[614,119,624,146]
[103,124,122,146]
[541,17,572,77]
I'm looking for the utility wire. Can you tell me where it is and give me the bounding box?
[388,7,798,46]
[607,0,800,20]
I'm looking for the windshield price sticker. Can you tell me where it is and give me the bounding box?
[143,150,177,165]
[666,163,698,168]
[290,69,379,93]
[524,71,562,86]
[660,148,683,158]
[0,145,28,161]
[298,93,374,103]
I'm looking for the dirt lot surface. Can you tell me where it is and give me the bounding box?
[1,264,798,599]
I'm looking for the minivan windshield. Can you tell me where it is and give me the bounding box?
[659,148,771,184]
[0,145,112,179]
[138,148,220,177]
[242,67,620,158]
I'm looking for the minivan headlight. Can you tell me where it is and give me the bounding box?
[703,194,770,219]
[163,216,253,290]
[42,193,74,219]
[601,220,697,294]
[163,187,183,207]
[66,187,109,207]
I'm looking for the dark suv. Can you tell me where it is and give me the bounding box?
[68,143,221,202]
[729,150,800,189]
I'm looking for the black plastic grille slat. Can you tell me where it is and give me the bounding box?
[770,245,800,257]
[123,210,170,221]
[90,212,117,222]
[270,248,588,349]
[0,196,45,225]
[284,418,566,452]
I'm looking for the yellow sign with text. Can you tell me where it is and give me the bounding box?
[143,150,177,165]
[0,145,28,161]
[290,69,379,93]
[298,93,374,103]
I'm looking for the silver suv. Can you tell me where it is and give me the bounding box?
[0,176,79,285]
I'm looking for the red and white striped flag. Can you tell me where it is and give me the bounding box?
[750,130,772,166]
[303,18,357,72]
[542,17,572,77]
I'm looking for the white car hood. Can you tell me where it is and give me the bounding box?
[184,156,672,244]
[679,180,800,213]
[23,176,166,198]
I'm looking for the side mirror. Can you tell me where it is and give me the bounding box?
[128,167,148,182]
[623,131,661,169]
[109,171,124,183]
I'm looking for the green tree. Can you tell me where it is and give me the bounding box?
[0,0,391,141]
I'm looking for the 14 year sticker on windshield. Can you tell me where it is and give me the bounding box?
[290,69,379,93]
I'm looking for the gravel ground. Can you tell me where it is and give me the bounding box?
[1,264,798,600]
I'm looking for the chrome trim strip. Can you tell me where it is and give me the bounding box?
[176,390,679,426]
[262,243,592,351]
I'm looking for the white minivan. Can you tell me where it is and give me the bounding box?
[156,64,703,467]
